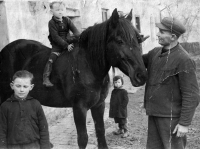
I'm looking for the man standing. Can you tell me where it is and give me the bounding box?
[143,17,200,149]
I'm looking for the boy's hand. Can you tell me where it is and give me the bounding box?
[173,124,189,137]
[68,44,74,52]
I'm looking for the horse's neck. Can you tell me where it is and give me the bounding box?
[77,48,110,80]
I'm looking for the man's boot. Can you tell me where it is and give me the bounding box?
[43,61,54,87]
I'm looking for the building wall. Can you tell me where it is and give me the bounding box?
[4,1,51,47]
[131,2,161,53]
[80,0,161,53]
[2,0,199,53]
[1,0,161,53]
[0,1,9,50]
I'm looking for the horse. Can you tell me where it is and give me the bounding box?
[0,9,147,149]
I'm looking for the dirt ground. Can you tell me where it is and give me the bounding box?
[104,87,147,149]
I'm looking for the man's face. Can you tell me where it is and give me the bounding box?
[156,29,173,47]
[10,77,34,99]
[51,3,64,19]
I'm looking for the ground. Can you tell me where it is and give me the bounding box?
[104,87,147,149]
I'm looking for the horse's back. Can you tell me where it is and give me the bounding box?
[0,39,51,103]
[0,39,108,107]
[0,39,76,107]
[0,39,50,69]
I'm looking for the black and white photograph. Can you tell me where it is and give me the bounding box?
[0,0,200,149]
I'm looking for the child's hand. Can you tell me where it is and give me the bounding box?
[68,44,74,52]
[173,124,188,137]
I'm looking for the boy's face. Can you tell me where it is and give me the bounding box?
[114,79,123,88]
[10,77,34,99]
[51,3,64,19]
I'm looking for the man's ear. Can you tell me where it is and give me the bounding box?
[171,34,177,40]
[10,82,14,90]
[30,84,34,90]
[50,9,53,15]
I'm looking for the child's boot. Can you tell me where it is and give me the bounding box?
[43,61,54,87]
[113,129,124,135]
[121,129,129,138]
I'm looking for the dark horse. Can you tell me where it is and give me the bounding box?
[0,9,147,149]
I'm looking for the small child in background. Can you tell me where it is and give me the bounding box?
[109,76,129,138]
[0,70,51,149]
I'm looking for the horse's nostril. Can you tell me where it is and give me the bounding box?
[136,73,141,79]
[135,72,147,84]
[135,73,142,83]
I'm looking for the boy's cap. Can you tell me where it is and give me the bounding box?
[156,17,186,36]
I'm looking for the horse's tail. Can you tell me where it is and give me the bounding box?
[0,44,8,75]
[0,45,8,104]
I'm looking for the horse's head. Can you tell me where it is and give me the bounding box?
[79,8,147,87]
[106,9,147,87]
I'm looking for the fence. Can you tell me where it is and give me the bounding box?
[180,42,200,56]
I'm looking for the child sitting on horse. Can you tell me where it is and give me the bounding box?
[109,75,129,138]
[43,1,80,87]
[0,70,51,149]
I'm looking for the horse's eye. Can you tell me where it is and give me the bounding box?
[116,39,123,44]
[121,57,126,61]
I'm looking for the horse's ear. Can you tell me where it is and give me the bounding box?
[126,9,132,21]
[110,8,119,28]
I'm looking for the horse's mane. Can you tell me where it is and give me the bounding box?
[79,16,140,70]
[79,20,108,69]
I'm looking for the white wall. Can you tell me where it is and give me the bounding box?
[4,1,51,47]
[0,1,9,50]
[2,0,199,52]
[80,0,161,53]
[2,0,161,52]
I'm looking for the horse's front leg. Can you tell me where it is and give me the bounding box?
[91,102,108,149]
[73,104,88,149]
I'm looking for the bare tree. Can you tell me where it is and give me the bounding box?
[160,0,200,42]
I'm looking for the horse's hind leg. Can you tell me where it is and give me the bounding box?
[73,105,88,149]
[91,102,108,149]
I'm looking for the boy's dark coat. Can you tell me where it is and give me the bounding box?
[109,88,129,118]
[48,16,80,52]
[0,95,50,149]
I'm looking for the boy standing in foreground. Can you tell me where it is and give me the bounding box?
[43,1,80,87]
[0,70,51,149]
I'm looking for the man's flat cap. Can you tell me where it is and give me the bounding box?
[156,17,186,36]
